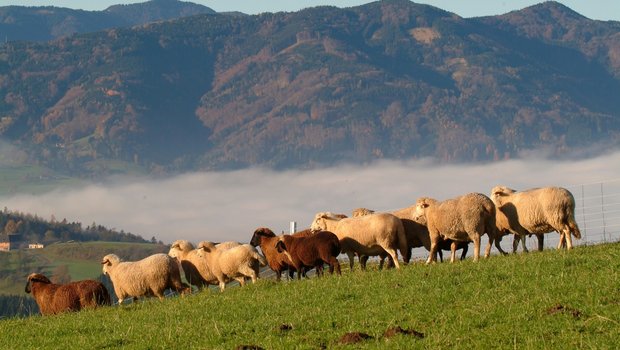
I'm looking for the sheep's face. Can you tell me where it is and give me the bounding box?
[101,257,113,276]
[413,198,436,222]
[413,203,427,221]
[250,228,274,247]
[168,247,181,260]
[310,216,327,232]
[25,273,51,293]
[196,242,217,258]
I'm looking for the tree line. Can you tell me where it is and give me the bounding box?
[0,207,153,245]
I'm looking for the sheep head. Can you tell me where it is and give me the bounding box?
[310,212,346,233]
[250,227,275,246]
[490,186,516,205]
[196,241,217,258]
[168,240,193,259]
[413,197,437,222]
[25,273,51,293]
[101,254,120,276]
[352,208,374,217]
[310,213,329,232]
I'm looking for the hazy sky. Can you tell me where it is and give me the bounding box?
[0,0,618,21]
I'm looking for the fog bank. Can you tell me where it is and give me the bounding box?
[2,152,619,244]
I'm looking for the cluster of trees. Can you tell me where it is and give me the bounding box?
[0,207,151,245]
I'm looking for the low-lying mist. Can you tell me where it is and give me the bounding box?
[2,151,619,244]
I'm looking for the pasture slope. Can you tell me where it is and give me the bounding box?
[1,242,619,349]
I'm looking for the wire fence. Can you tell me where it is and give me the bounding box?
[406,179,620,260]
[515,179,620,251]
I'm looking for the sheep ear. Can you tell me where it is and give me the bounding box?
[275,241,286,253]
[101,259,110,265]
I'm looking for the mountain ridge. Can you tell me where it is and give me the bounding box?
[1,0,619,176]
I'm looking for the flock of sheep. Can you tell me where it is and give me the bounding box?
[24,185,582,316]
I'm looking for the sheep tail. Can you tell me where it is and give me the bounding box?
[396,220,409,264]
[568,217,582,239]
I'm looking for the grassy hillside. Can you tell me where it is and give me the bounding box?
[1,242,619,349]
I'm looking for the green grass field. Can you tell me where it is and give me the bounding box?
[1,242,619,349]
[0,165,82,197]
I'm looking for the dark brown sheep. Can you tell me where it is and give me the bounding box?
[25,273,111,315]
[251,227,297,281]
[275,230,341,278]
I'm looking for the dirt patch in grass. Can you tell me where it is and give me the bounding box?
[278,323,293,331]
[384,326,425,339]
[339,332,373,344]
[546,304,583,318]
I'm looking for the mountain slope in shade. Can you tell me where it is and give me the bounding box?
[0,0,619,176]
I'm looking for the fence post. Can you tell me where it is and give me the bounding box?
[600,182,607,242]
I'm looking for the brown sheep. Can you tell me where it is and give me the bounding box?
[491,186,581,250]
[414,193,503,263]
[251,227,297,281]
[275,231,341,279]
[25,273,111,315]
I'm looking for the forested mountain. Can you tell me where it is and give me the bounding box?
[1,0,619,176]
[0,0,215,42]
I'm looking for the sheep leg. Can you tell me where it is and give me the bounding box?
[561,228,573,250]
[315,265,323,277]
[472,234,481,262]
[484,235,492,258]
[218,281,226,292]
[450,241,457,263]
[328,257,341,275]
[512,235,521,253]
[437,249,444,263]
[536,234,545,251]
[383,248,400,269]
[346,252,356,271]
[427,241,439,264]
[520,234,528,253]
[494,236,508,256]
[460,244,468,260]
[360,255,369,270]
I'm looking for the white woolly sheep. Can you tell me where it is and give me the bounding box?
[196,242,267,292]
[354,206,470,264]
[169,240,241,289]
[25,273,111,315]
[101,253,189,303]
[495,206,544,253]
[490,186,582,250]
[414,193,503,263]
[310,212,407,270]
